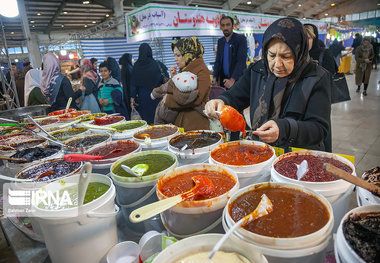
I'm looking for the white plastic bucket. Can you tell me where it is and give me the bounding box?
[209,140,275,188]
[334,205,380,263]
[31,173,118,263]
[132,124,178,150]
[110,150,178,233]
[223,182,334,263]
[152,234,268,263]
[168,130,223,165]
[356,186,380,206]
[156,163,239,239]
[271,150,355,232]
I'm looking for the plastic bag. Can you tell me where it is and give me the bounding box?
[131,108,142,120]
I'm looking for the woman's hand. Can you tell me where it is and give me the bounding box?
[102,99,109,106]
[252,120,279,143]
[205,99,225,119]
[364,58,371,64]
[130,98,138,108]
[80,85,86,92]
[169,65,177,78]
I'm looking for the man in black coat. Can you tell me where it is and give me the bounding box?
[212,16,247,89]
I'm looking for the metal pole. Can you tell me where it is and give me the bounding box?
[0,16,20,108]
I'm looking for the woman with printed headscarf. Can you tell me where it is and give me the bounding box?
[131,43,168,124]
[355,37,374,96]
[205,17,332,152]
[40,53,83,112]
[80,59,101,113]
[150,37,210,131]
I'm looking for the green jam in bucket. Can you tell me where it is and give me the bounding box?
[113,153,175,177]
[38,182,110,210]
[112,121,145,132]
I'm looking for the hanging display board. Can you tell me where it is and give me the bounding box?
[125,3,327,43]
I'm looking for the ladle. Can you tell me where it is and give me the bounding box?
[209,194,273,259]
[323,163,380,196]
[78,162,92,207]
[129,175,215,223]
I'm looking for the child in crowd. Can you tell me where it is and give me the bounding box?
[98,62,126,115]
[151,71,200,124]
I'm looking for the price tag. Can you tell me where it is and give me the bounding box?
[179,128,184,133]
[290,147,308,152]
[273,146,284,157]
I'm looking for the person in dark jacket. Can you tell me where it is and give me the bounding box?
[329,39,345,67]
[205,17,332,152]
[304,24,337,76]
[40,53,82,112]
[212,16,247,89]
[351,33,362,55]
[370,37,379,69]
[119,53,134,117]
[131,43,168,124]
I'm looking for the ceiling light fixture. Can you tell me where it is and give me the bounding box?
[30,20,35,23]
[60,50,67,56]
[37,13,41,16]
[0,0,19,17]
[32,25,35,28]
[10,31,14,34]
[303,17,306,19]
[92,21,96,24]
[106,14,109,17]
[83,1,90,4]
[298,4,302,7]
[331,3,335,6]
[84,24,88,28]
[63,11,68,14]
[247,1,252,4]
[325,13,328,16]
[69,53,74,60]
[14,59,19,63]
[61,24,64,28]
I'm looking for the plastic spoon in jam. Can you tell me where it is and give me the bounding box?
[65,97,72,113]
[323,163,380,196]
[78,162,92,207]
[296,160,309,180]
[209,194,273,259]
[64,149,123,162]
[121,164,149,178]
[130,175,215,223]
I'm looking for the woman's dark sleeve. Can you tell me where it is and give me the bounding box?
[217,66,251,112]
[274,72,331,148]
[61,76,82,100]
[83,77,97,96]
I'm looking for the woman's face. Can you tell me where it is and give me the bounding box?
[173,47,186,69]
[93,61,98,69]
[266,39,295,78]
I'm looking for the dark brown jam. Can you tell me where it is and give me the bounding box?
[17,159,81,182]
[10,145,61,163]
[170,132,221,150]
[343,212,380,263]
[65,134,109,148]
[134,126,177,139]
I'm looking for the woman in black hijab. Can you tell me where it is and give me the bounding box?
[206,17,332,151]
[119,53,133,116]
[131,43,168,124]
[304,23,337,76]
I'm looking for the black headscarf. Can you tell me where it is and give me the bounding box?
[131,43,162,88]
[251,17,311,130]
[329,40,345,57]
[106,57,122,83]
[119,53,133,112]
[119,53,133,94]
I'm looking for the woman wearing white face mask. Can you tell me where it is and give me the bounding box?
[205,17,332,152]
